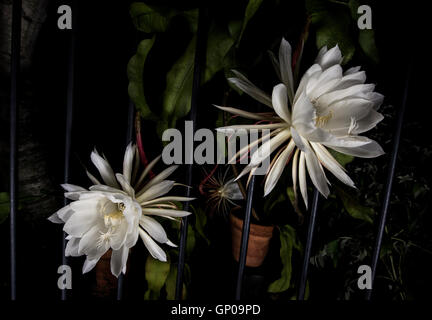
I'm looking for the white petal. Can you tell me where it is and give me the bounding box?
[135,155,161,188]
[116,173,135,197]
[264,140,295,196]
[48,212,64,224]
[82,258,99,274]
[304,143,330,198]
[272,83,291,124]
[299,151,308,208]
[294,63,322,104]
[86,170,101,185]
[249,129,291,167]
[136,180,175,203]
[216,123,287,133]
[329,137,385,158]
[316,45,342,69]
[111,246,129,277]
[123,143,136,184]
[65,237,81,257]
[141,196,195,206]
[63,205,99,237]
[268,50,281,80]
[139,228,167,262]
[78,225,107,258]
[139,166,178,195]
[229,70,273,108]
[291,126,307,152]
[310,142,355,188]
[351,110,384,134]
[90,150,119,188]
[320,98,374,133]
[140,215,169,244]
[61,184,86,192]
[142,208,191,218]
[344,66,361,75]
[279,38,294,102]
[307,65,343,100]
[292,149,300,204]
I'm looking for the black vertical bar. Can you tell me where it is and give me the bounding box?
[298,188,320,300]
[366,61,412,300]
[62,1,76,301]
[117,101,135,300]
[235,175,256,300]
[10,0,22,301]
[175,7,207,299]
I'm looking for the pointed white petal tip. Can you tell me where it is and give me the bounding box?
[166,240,177,247]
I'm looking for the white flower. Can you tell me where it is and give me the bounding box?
[216,38,384,207]
[48,144,193,277]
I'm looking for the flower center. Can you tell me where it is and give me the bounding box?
[315,110,333,127]
[101,202,125,227]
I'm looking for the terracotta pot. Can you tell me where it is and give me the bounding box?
[230,213,274,267]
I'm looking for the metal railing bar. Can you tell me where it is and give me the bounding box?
[175,6,207,299]
[365,60,412,300]
[9,0,22,301]
[61,1,77,301]
[235,175,256,300]
[298,188,320,300]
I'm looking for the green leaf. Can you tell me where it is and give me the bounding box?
[314,10,355,64]
[127,37,157,119]
[161,24,235,135]
[268,225,296,293]
[161,35,196,132]
[130,3,174,33]
[165,264,188,300]
[144,255,170,300]
[328,149,354,167]
[358,29,379,63]
[237,0,264,45]
[334,185,374,224]
[0,192,10,224]
[347,0,379,63]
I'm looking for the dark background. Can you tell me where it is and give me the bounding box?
[0,0,430,300]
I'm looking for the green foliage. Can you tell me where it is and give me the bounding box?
[306,0,379,64]
[268,224,301,293]
[0,192,10,224]
[335,185,374,224]
[144,255,171,299]
[130,3,174,33]
[237,0,264,45]
[348,0,379,63]
[127,37,156,119]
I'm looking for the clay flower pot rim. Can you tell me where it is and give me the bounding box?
[230,206,274,228]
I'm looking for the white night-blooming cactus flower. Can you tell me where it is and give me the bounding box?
[48,144,193,277]
[216,38,384,207]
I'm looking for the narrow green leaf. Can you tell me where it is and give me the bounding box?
[268,225,296,293]
[162,35,196,128]
[144,255,170,300]
[127,37,157,119]
[237,0,263,44]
